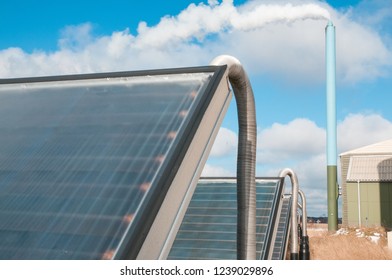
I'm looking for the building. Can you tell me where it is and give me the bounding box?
[340,139,392,229]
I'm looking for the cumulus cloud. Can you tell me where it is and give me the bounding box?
[257,118,325,164]
[209,127,238,157]
[349,0,392,29]
[251,113,392,216]
[338,113,392,152]
[58,23,94,51]
[201,163,235,177]
[334,13,391,83]
[1,0,390,84]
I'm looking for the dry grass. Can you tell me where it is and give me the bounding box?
[308,223,392,260]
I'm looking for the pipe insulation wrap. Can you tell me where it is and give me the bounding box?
[298,189,310,260]
[210,55,257,260]
[298,189,307,237]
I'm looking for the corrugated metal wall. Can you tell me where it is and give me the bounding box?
[341,153,392,229]
[346,182,380,227]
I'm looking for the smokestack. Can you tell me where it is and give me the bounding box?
[325,21,338,231]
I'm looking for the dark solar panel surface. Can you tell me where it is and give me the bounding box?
[167,178,283,260]
[0,69,223,259]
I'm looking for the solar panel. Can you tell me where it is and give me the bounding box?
[0,66,229,259]
[167,177,284,260]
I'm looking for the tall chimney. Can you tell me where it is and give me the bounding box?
[325,21,338,231]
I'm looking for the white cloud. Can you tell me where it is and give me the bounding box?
[208,0,219,6]
[350,0,392,28]
[58,23,94,51]
[338,113,392,152]
[209,127,238,157]
[334,13,391,83]
[1,0,390,84]
[257,118,325,164]
[201,163,235,177]
[255,118,327,216]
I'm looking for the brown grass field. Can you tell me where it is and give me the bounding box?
[307,223,392,260]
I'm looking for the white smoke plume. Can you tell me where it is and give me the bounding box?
[232,3,330,29]
[2,0,389,83]
[135,0,330,48]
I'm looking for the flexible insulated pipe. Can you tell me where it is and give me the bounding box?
[278,168,299,260]
[210,55,257,260]
[298,190,308,238]
[298,189,310,260]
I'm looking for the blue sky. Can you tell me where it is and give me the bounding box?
[1,0,392,216]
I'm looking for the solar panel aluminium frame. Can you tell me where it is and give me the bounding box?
[269,194,292,260]
[0,65,230,260]
[0,66,224,85]
[258,177,284,260]
[278,195,292,259]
